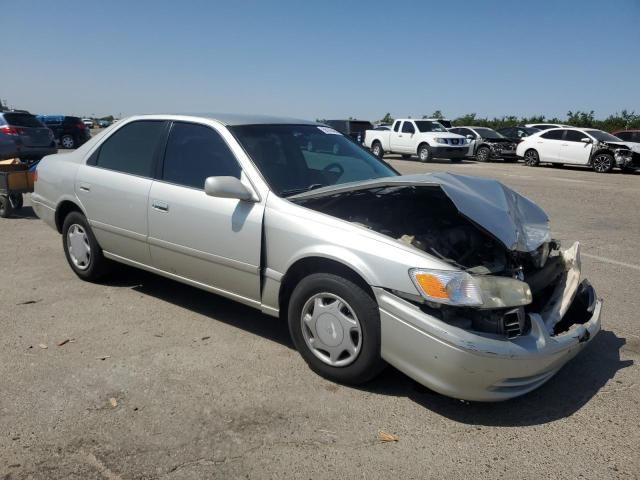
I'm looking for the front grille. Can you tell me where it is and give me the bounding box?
[450,138,460,145]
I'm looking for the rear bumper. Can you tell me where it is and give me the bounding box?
[431,145,468,159]
[376,242,602,401]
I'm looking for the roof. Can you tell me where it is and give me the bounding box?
[169,113,319,126]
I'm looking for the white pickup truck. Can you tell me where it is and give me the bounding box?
[363,119,468,162]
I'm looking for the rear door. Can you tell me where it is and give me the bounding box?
[535,129,564,162]
[4,113,52,147]
[148,121,264,303]
[76,120,168,264]
[559,129,591,165]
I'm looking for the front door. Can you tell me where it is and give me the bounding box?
[147,121,264,304]
[559,130,592,165]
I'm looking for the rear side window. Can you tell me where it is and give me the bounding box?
[565,130,586,142]
[162,122,241,189]
[96,121,167,177]
[541,130,564,140]
[393,122,401,132]
[402,121,415,134]
[3,113,44,128]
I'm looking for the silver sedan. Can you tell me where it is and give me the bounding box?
[31,114,602,401]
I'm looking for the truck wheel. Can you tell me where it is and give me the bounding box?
[0,195,12,218]
[288,273,385,385]
[371,142,384,158]
[418,144,431,162]
[592,153,614,173]
[476,146,490,162]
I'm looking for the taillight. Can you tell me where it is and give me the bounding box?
[76,122,86,129]
[0,126,25,136]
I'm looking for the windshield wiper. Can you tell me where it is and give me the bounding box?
[281,184,327,197]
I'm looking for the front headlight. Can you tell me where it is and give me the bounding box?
[410,269,532,309]
[435,138,448,144]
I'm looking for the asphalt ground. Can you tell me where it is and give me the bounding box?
[1,154,638,479]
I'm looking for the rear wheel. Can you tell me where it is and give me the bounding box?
[592,153,614,173]
[476,146,490,162]
[11,192,23,210]
[371,141,384,158]
[61,134,75,149]
[288,273,385,385]
[62,211,111,281]
[524,149,540,167]
[418,144,431,162]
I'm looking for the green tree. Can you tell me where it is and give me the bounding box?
[380,113,394,124]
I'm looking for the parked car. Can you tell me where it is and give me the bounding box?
[496,126,541,143]
[37,115,91,149]
[31,113,601,401]
[98,119,111,128]
[364,119,468,162]
[323,120,373,144]
[516,127,640,172]
[524,123,569,130]
[611,129,640,143]
[449,126,518,162]
[82,118,95,129]
[0,111,57,161]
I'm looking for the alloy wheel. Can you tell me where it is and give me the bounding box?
[592,154,613,173]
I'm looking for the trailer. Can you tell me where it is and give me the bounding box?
[0,160,35,218]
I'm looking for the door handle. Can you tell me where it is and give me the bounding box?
[79,183,91,192]
[152,201,169,212]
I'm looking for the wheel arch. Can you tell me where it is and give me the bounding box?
[55,200,85,233]
[278,256,375,321]
[589,148,614,165]
[416,141,431,155]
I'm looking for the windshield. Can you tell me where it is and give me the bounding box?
[414,121,448,133]
[474,128,504,139]
[230,124,397,196]
[585,129,623,143]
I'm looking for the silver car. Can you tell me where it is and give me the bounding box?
[31,114,602,401]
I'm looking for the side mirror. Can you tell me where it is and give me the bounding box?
[580,137,592,143]
[466,134,474,140]
[204,176,255,201]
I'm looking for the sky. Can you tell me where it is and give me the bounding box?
[2,0,639,121]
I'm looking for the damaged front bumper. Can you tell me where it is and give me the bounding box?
[614,149,640,170]
[375,242,602,401]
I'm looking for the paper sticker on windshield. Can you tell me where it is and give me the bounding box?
[317,126,341,135]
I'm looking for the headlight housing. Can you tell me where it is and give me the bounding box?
[435,137,448,144]
[409,269,532,309]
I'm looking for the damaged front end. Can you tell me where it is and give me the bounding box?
[596,141,640,170]
[292,173,600,370]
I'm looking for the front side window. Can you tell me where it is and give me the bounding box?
[402,121,415,134]
[541,129,564,140]
[231,124,397,196]
[96,121,167,177]
[564,130,587,142]
[162,122,241,189]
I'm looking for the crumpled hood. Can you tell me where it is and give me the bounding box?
[605,141,640,154]
[292,172,550,252]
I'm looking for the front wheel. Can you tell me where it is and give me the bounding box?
[523,149,540,167]
[592,153,614,173]
[0,195,12,218]
[476,146,490,162]
[62,211,111,281]
[418,144,431,162]
[288,273,385,385]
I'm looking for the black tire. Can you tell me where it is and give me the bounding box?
[417,144,431,162]
[288,273,385,385]
[0,195,12,218]
[11,192,23,210]
[401,154,411,159]
[591,153,614,173]
[61,134,75,149]
[524,149,540,167]
[62,211,111,281]
[476,146,490,162]
[371,141,384,158]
